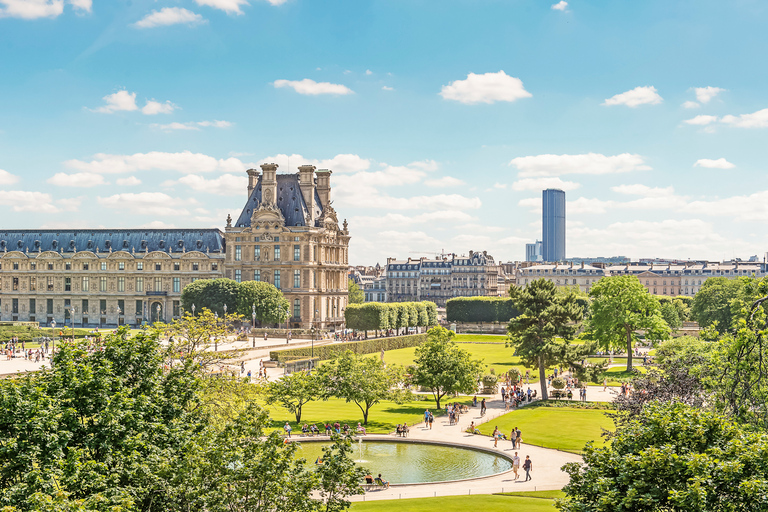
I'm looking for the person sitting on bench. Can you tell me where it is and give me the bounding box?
[395,424,403,436]
[364,474,374,484]
[374,474,390,489]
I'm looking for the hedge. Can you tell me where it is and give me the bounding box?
[446,297,519,323]
[269,333,428,363]
[344,301,437,331]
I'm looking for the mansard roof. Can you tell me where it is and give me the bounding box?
[0,229,225,254]
[234,173,324,228]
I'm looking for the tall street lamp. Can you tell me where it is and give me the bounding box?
[310,326,315,368]
[70,305,77,340]
[214,311,219,352]
[51,319,56,353]
[156,304,161,325]
[252,303,256,348]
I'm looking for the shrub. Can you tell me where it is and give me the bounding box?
[345,301,438,332]
[552,377,567,390]
[446,297,519,323]
[269,333,428,363]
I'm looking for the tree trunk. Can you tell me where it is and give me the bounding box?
[362,408,369,425]
[434,389,441,410]
[538,354,548,401]
[295,405,302,423]
[625,325,633,372]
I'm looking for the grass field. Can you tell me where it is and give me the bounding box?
[262,396,471,433]
[351,492,560,511]
[453,334,508,343]
[476,406,614,454]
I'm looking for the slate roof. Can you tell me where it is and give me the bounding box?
[234,174,324,228]
[0,229,225,254]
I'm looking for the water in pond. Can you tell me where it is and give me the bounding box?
[295,440,512,484]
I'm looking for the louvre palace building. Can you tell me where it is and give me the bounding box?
[0,163,350,331]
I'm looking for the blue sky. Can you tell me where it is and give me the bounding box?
[1,0,768,264]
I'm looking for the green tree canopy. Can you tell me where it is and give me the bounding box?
[560,401,768,512]
[264,370,322,423]
[507,278,584,400]
[660,301,682,329]
[691,276,749,332]
[410,326,483,409]
[587,275,670,371]
[180,278,239,316]
[348,278,364,304]
[237,280,289,326]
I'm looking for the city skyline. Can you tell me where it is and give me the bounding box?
[1,1,767,264]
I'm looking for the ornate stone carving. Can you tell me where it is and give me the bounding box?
[226,214,232,228]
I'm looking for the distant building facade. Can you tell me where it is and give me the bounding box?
[542,188,566,262]
[517,262,603,293]
[0,162,350,330]
[525,240,543,262]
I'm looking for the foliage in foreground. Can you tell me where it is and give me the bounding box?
[559,401,768,512]
[0,328,363,512]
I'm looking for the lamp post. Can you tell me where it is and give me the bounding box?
[214,311,219,352]
[51,320,56,353]
[156,304,160,325]
[310,326,315,368]
[70,306,77,340]
[252,303,256,348]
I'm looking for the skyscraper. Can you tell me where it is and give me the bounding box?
[542,188,566,262]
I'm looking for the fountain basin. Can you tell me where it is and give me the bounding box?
[294,437,514,485]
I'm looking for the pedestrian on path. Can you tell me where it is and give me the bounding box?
[512,452,520,480]
[516,427,522,449]
[493,426,500,447]
[523,455,532,481]
[480,398,487,416]
[510,428,517,447]
[428,412,434,429]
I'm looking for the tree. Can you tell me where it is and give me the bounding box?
[158,307,241,369]
[180,278,239,316]
[319,350,407,425]
[507,279,583,400]
[691,276,748,333]
[348,278,364,304]
[660,301,682,330]
[236,281,289,326]
[264,370,322,423]
[315,435,366,512]
[410,327,483,409]
[588,275,670,372]
[560,401,768,512]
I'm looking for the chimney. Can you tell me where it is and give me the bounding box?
[246,168,259,197]
[298,165,316,224]
[260,163,278,206]
[316,169,332,207]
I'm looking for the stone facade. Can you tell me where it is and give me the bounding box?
[0,163,350,330]
[517,262,603,293]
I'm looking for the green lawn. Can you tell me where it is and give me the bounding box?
[475,406,614,454]
[262,396,470,434]
[453,334,508,343]
[351,494,558,511]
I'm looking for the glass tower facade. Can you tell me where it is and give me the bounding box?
[542,188,566,262]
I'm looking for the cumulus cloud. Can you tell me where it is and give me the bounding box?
[47,172,107,187]
[603,86,662,107]
[141,100,176,115]
[382,86,394,91]
[259,153,371,174]
[684,114,718,126]
[423,176,465,188]
[91,90,138,113]
[194,0,251,14]
[684,190,768,222]
[694,158,735,169]
[551,1,568,10]
[133,7,205,28]
[0,190,58,212]
[168,173,247,196]
[510,152,650,177]
[720,108,768,129]
[682,101,700,109]
[65,151,247,175]
[68,0,91,11]
[511,177,580,191]
[695,86,725,104]
[0,169,19,185]
[116,176,142,186]
[0,0,64,19]
[351,210,475,229]
[440,71,532,105]
[152,120,231,131]
[273,78,353,96]
[97,192,193,217]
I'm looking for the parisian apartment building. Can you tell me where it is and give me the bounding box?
[0,163,350,331]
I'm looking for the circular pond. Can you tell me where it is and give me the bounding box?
[295,440,512,484]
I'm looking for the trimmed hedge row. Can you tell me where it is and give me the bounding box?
[446,297,519,323]
[344,301,437,332]
[269,333,428,363]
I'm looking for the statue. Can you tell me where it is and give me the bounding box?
[226,214,232,228]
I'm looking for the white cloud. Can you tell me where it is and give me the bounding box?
[424,176,465,188]
[694,158,735,169]
[194,0,250,14]
[141,99,176,115]
[510,152,650,177]
[97,192,193,217]
[0,0,63,19]
[259,153,371,174]
[551,1,568,11]
[65,151,247,175]
[152,120,232,131]
[382,86,394,91]
[0,190,58,212]
[440,71,532,105]
[492,182,508,190]
[68,0,90,12]
[133,7,205,28]
[0,169,19,185]
[365,69,373,75]
[603,86,662,107]
[684,114,718,125]
[273,78,353,96]
[170,173,247,196]
[720,108,768,129]
[611,184,676,197]
[47,172,107,187]
[57,197,82,212]
[682,101,700,109]
[408,160,439,172]
[141,220,177,229]
[511,177,580,191]
[351,210,474,229]
[683,191,768,222]
[116,176,142,186]
[694,86,725,104]
[92,90,138,114]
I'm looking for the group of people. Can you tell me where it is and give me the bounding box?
[284,422,368,437]
[4,337,55,363]
[395,423,409,436]
[500,385,535,409]
[446,402,468,425]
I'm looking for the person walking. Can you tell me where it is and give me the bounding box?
[428,411,434,430]
[510,427,517,448]
[512,452,520,480]
[516,427,522,449]
[523,455,533,481]
[493,426,500,447]
[480,398,487,416]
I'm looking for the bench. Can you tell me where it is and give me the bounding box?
[361,483,388,491]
